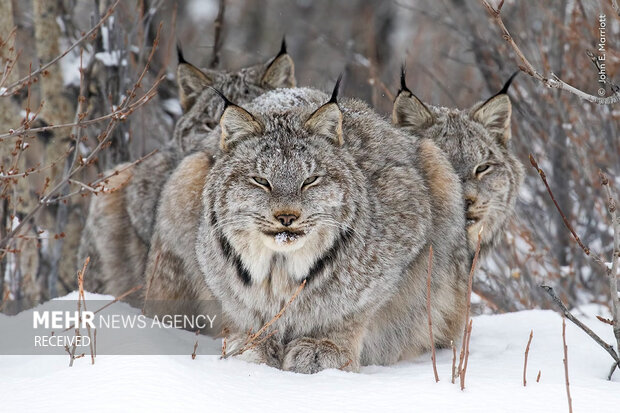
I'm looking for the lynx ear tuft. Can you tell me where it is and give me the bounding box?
[472,72,517,145]
[216,91,263,151]
[177,48,215,112]
[304,75,343,145]
[261,37,296,89]
[398,64,411,94]
[392,71,434,132]
[472,94,512,145]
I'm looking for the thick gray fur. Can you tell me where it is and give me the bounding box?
[172,87,470,372]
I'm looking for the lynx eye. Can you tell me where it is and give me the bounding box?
[474,164,492,176]
[252,176,271,189]
[302,175,320,188]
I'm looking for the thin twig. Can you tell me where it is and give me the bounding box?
[209,0,226,68]
[541,285,620,367]
[523,330,533,386]
[60,284,143,333]
[451,340,457,384]
[562,317,573,413]
[1,0,120,96]
[425,246,439,382]
[458,226,483,379]
[529,154,607,268]
[460,319,473,391]
[600,172,620,378]
[192,330,199,360]
[222,279,307,359]
[142,251,161,315]
[480,0,620,104]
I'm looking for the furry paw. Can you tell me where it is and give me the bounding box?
[226,333,283,369]
[282,337,356,374]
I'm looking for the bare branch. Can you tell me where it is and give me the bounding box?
[480,0,620,104]
[458,226,483,381]
[600,171,620,378]
[562,318,573,413]
[223,279,306,359]
[0,0,120,97]
[523,330,533,386]
[209,0,227,68]
[529,154,607,268]
[425,246,439,382]
[541,285,620,368]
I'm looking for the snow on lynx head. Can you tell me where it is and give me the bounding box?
[201,81,365,284]
[393,70,524,252]
[174,39,296,152]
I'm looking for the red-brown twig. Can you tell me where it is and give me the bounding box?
[60,284,143,333]
[460,319,473,391]
[532,156,620,379]
[458,226,483,382]
[451,340,457,384]
[142,251,161,315]
[222,279,307,359]
[339,358,353,371]
[0,49,164,249]
[562,317,573,413]
[529,155,605,267]
[523,330,533,386]
[192,330,200,360]
[209,0,226,68]
[425,246,439,382]
[0,0,120,97]
[77,257,95,365]
[536,370,541,383]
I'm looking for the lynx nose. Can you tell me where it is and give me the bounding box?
[464,197,476,210]
[275,213,298,227]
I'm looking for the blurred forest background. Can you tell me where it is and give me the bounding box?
[0,0,619,314]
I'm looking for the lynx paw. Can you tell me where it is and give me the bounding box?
[282,337,356,374]
[226,333,283,369]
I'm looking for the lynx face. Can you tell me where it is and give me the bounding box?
[174,41,296,151]
[393,74,524,251]
[205,91,362,283]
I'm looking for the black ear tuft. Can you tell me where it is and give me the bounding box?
[329,74,343,104]
[177,43,187,65]
[497,71,519,95]
[210,86,234,109]
[399,64,411,94]
[480,71,518,107]
[278,37,287,57]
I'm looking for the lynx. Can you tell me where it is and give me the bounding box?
[392,70,524,255]
[79,42,296,299]
[146,81,469,372]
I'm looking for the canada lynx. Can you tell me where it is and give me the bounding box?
[392,70,524,255]
[147,82,468,372]
[78,42,296,299]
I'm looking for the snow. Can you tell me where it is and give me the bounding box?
[162,98,183,117]
[187,0,218,22]
[275,231,299,245]
[1,293,618,412]
[94,51,122,67]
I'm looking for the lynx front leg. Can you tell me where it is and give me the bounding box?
[226,332,284,369]
[281,321,366,374]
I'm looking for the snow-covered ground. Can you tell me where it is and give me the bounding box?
[1,293,618,412]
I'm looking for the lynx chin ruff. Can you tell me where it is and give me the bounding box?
[393,70,524,255]
[78,41,296,299]
[147,81,469,373]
